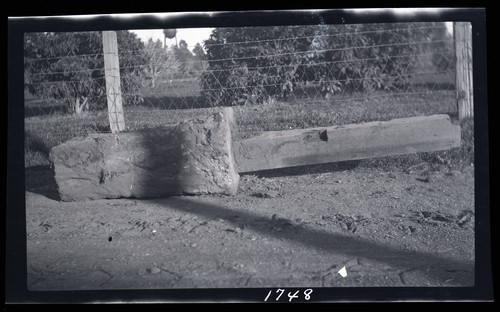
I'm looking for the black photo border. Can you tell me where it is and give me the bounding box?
[6,6,493,304]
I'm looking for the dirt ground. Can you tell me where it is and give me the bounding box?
[25,161,475,291]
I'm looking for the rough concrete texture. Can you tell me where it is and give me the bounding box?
[50,108,239,201]
[234,114,461,173]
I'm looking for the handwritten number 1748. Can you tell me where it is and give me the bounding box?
[264,289,313,302]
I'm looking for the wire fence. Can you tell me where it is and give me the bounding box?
[24,22,458,165]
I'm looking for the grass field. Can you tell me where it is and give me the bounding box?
[24,81,472,172]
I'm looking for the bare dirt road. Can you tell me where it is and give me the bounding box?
[25,161,474,290]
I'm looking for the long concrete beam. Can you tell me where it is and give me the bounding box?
[233,114,461,173]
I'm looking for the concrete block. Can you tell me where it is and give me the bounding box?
[50,108,239,201]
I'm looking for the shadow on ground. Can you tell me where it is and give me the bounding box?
[152,196,474,286]
[26,162,474,287]
[25,165,60,201]
[244,160,362,179]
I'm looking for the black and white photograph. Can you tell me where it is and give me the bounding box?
[6,7,493,303]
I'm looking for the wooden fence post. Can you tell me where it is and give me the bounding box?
[102,31,126,133]
[454,22,474,120]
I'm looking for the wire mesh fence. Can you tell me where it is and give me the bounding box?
[24,22,458,166]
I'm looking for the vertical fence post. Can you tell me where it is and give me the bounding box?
[454,22,474,120]
[102,31,126,133]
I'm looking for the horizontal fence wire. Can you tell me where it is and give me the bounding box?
[203,24,451,47]
[24,22,458,166]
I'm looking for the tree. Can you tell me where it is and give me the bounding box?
[24,31,147,115]
[178,39,188,50]
[192,43,206,60]
[201,25,317,106]
[192,42,208,74]
[143,38,180,88]
[172,39,197,77]
[200,23,446,106]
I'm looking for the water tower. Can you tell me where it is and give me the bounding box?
[163,29,177,48]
